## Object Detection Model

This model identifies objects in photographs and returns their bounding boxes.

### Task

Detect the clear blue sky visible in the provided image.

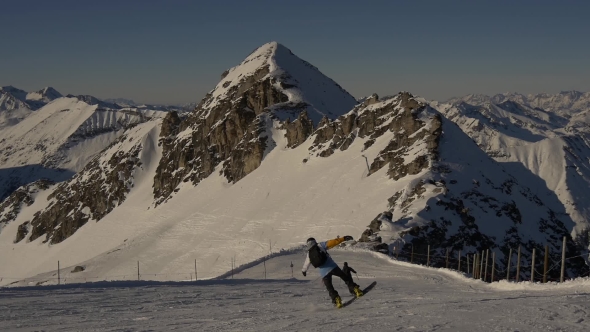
[1,0,588,104]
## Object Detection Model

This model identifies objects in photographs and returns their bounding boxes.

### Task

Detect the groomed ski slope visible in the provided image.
[2,250,590,331]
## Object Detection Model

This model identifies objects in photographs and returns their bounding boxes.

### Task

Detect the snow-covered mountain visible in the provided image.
[0,97,166,201]
[0,86,63,111]
[434,97,590,246]
[0,86,63,129]
[0,42,588,285]
[25,87,63,104]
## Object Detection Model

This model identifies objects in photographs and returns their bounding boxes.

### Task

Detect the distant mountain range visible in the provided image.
[446,91,590,118]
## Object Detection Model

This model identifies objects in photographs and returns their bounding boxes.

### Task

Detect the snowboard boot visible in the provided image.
[353,285,364,298]
[334,296,343,308]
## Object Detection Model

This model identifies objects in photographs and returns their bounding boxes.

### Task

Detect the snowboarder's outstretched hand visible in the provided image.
[343,235,354,241]
[302,271,306,277]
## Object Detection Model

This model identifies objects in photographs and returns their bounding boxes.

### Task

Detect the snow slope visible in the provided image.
[2,250,590,331]
[0,114,399,282]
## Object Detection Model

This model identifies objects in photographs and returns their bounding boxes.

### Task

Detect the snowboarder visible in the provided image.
[301,236,363,308]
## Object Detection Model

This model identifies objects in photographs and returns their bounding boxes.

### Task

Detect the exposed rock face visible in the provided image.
[22,120,160,244]
[0,179,54,228]
[153,73,278,203]
[310,92,441,180]
[282,112,314,148]
[71,266,85,273]
[363,93,379,106]
[153,42,356,203]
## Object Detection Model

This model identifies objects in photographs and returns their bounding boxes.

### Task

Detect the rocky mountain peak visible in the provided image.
[26,87,62,103]
[153,42,357,203]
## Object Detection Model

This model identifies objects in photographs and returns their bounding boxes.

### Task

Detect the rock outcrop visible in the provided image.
[0,179,54,227]
[310,92,442,181]
[19,119,161,244]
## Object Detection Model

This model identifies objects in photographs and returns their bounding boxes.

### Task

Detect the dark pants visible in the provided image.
[323,266,358,302]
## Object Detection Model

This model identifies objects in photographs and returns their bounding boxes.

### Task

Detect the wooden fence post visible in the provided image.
[530,248,536,283]
[491,251,495,282]
[516,246,521,282]
[560,236,566,282]
[427,245,430,267]
[473,252,479,279]
[479,251,484,280]
[446,248,449,269]
[543,245,549,283]
[484,249,489,282]
[506,248,512,281]
[458,250,461,272]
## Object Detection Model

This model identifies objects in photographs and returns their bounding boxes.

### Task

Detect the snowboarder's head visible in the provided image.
[306,237,317,250]
[344,262,348,267]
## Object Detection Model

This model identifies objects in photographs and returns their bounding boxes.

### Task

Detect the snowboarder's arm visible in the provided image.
[301,254,311,273]
[324,237,346,250]
[350,267,357,274]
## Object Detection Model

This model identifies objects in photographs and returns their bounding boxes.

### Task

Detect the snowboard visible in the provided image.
[342,281,377,308]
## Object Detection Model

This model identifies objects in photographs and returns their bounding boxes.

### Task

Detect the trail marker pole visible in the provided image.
[491,251,495,282]
[137,261,140,281]
[290,261,294,278]
[484,249,489,282]
[506,248,512,281]
[458,250,461,272]
[543,245,549,283]
[411,244,414,264]
[446,248,449,269]
[561,236,566,282]
[58,261,60,285]
[263,260,267,280]
[530,248,536,283]
[195,259,197,282]
[467,254,470,275]
[516,246,521,282]
[427,245,430,267]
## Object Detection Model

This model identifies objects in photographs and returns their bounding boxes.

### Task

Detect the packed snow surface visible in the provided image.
[2,251,590,331]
